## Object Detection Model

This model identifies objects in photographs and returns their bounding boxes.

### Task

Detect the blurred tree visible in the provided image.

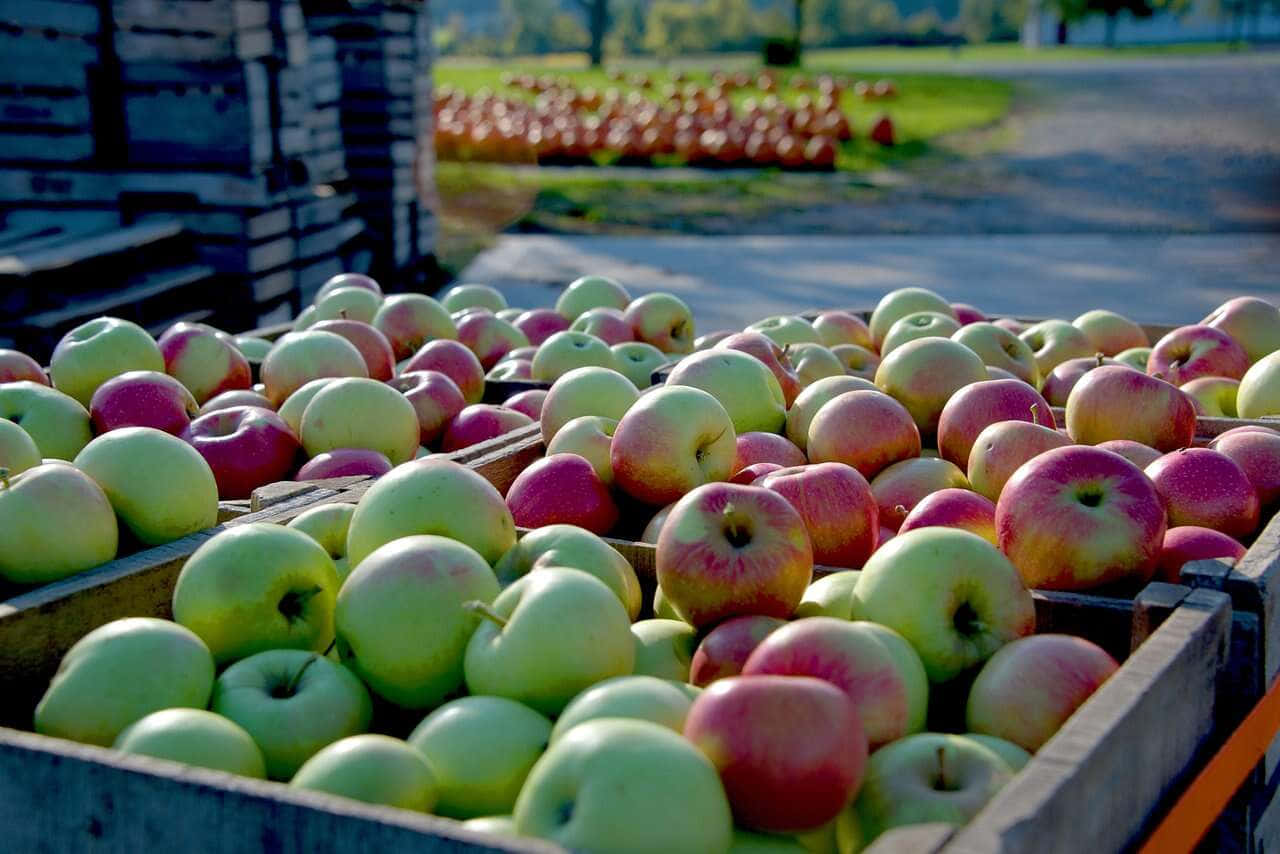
[501,0,590,54]
[605,0,647,54]
[573,0,611,65]
[958,0,1026,41]
[1047,0,1193,46]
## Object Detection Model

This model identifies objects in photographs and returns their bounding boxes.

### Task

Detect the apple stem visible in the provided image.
[1029,403,1040,423]
[1095,353,1105,367]
[894,504,907,516]
[0,467,9,490]
[937,745,948,790]
[722,502,743,541]
[283,654,320,698]
[464,600,508,629]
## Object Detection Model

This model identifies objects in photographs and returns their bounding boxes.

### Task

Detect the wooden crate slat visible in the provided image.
[0,220,182,277]
[17,263,216,329]
[112,0,270,35]
[114,28,275,64]
[0,91,92,129]
[0,0,100,35]
[0,129,94,163]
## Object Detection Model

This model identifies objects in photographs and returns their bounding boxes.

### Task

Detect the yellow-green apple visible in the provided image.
[552,675,692,743]
[386,371,466,446]
[611,385,736,506]
[442,283,507,313]
[346,458,515,566]
[462,816,517,836]
[292,305,317,330]
[611,341,667,388]
[233,335,271,364]
[504,388,547,421]
[182,406,299,499]
[785,377,880,452]
[813,311,873,349]
[486,359,531,381]
[875,337,988,438]
[492,523,641,618]
[288,503,355,581]
[625,292,696,354]
[952,303,986,325]
[881,311,962,357]
[1181,376,1240,417]
[695,330,735,351]
[952,323,1041,387]
[75,427,217,545]
[855,528,1035,682]
[993,317,1029,334]
[402,339,485,406]
[0,463,117,584]
[1065,365,1196,451]
[546,415,618,486]
[1158,525,1247,583]
[1237,351,1280,417]
[831,344,880,381]
[290,734,436,810]
[853,733,1013,843]
[667,349,786,434]
[441,404,534,452]
[735,432,806,471]
[690,616,786,687]
[0,417,40,474]
[316,272,382,303]
[746,315,822,347]
[200,388,273,414]
[966,633,1119,751]
[0,348,47,384]
[49,317,164,406]
[986,366,1022,382]
[631,618,698,680]
[531,330,617,381]
[1018,319,1095,377]
[296,448,393,480]
[373,294,458,361]
[514,718,733,853]
[114,708,265,777]
[314,286,381,324]
[1212,429,1280,510]
[1072,309,1149,356]
[299,377,419,465]
[34,617,213,746]
[1041,355,1118,406]
[513,308,571,346]
[717,332,802,406]
[963,734,1031,772]
[497,345,537,365]
[967,420,1071,502]
[277,377,336,435]
[211,649,372,780]
[794,571,861,619]
[789,343,845,388]
[656,482,812,627]
[936,379,1055,471]
[869,287,956,351]
[641,503,675,543]
[556,274,632,319]
[336,534,499,708]
[652,584,680,619]
[571,307,635,345]
[1114,346,1151,371]
[898,488,997,544]
[173,523,339,663]
[1145,447,1260,538]
[744,618,928,750]
[870,457,969,531]
[505,452,619,534]
[1149,324,1249,385]
[806,389,921,483]
[685,675,867,834]
[408,695,552,818]
[496,306,522,319]
[88,370,198,435]
[260,331,367,407]
[1203,296,1280,364]
[157,322,251,404]
[310,319,395,381]
[756,463,878,569]
[997,445,1167,590]
[464,568,635,714]
[1096,439,1162,469]
[457,312,529,370]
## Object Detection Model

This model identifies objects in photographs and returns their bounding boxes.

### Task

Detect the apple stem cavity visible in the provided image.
[0,467,9,490]
[936,745,949,791]
[464,600,508,629]
[278,586,322,623]
[277,654,320,699]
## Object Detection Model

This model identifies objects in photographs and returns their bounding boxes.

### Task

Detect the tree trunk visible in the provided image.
[794,0,805,62]
[1057,18,1068,43]
[587,0,607,66]
[1104,11,1117,47]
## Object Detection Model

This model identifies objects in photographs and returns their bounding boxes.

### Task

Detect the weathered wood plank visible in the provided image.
[1230,511,1280,782]
[865,823,956,854]
[249,475,370,512]
[1132,582,1193,650]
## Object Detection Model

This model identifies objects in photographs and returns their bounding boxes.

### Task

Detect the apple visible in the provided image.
[813,311,873,349]
[546,415,617,486]
[936,379,1055,472]
[898,488,997,544]
[743,618,928,750]
[531,330,617,381]
[1203,296,1280,364]
[457,312,529,370]
[505,453,619,535]
[1065,365,1196,452]
[855,528,1035,682]
[486,359,532,381]
[34,617,213,747]
[667,349,786,435]
[277,378,337,436]
[296,448,393,480]
[88,370,199,435]
[497,345,537,365]
[611,385,736,506]
[685,675,867,834]
[182,406,299,499]
[625,292,695,354]
[952,303,986,325]
[233,336,272,364]
[793,571,862,620]
[735,432,806,471]
[689,616,786,687]
[831,344,880,381]
[869,287,956,351]
[403,339,486,405]
[1096,439,1163,469]
[492,523,641,618]
[746,315,822,347]
[1072,309,1149,356]
[967,420,1072,502]
[875,337,988,439]
[997,445,1167,590]
[309,319,395,382]
[1181,376,1240,417]
[290,733,436,811]
[440,404,533,453]
[756,463,878,569]
[157,322,252,404]
[0,348,47,384]
[1212,429,1280,510]
[313,286,381,325]
[514,308,571,346]
[1237,351,1280,418]
[373,294,458,361]
[292,305,317,330]
[557,274,632,320]
[788,343,845,388]
[442,283,508,313]
[1041,355,1118,406]
[695,331,735,350]
[881,311,962,357]
[49,317,164,406]
[551,675,693,742]
[967,633,1119,751]
[287,503,356,581]
[870,457,969,531]
[571,307,635,345]
[0,463,118,584]
[385,371,465,447]
[260,331,368,407]
[952,323,1041,387]
[717,332,802,407]
[540,367,641,449]
[1148,324,1249,385]
[114,708,265,778]
[200,388,273,414]
[784,376,880,452]
[0,416,40,474]
[299,377,419,465]
[631,619,698,680]
[992,317,1028,335]
[805,390,921,482]
[1145,447,1260,539]
[316,272,382,303]
[513,718,733,853]
[732,462,783,484]
[211,648,372,780]
[1115,345,1152,371]
[656,482,812,628]
[1018,320,1095,377]
[504,389,547,421]
[611,341,667,388]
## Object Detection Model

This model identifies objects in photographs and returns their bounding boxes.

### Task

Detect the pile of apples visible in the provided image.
[434,68,900,170]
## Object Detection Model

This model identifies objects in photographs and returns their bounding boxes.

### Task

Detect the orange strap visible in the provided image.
[1139,673,1280,853]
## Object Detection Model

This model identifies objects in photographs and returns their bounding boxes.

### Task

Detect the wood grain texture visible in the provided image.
[864,823,956,854]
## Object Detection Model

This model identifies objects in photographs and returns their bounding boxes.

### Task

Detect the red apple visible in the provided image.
[951,303,986,325]
[756,463,878,569]
[504,389,548,421]
[624,292,695,355]
[373,293,456,361]
[936,379,1055,471]
[182,406,300,499]
[1211,429,1280,510]
[310,319,396,382]
[1202,296,1280,364]
[385,371,466,447]
[440,404,534,453]
[504,453,619,535]
[1144,448,1260,539]
[570,307,635,346]
[199,389,274,414]
[967,419,1073,503]
[295,448,393,480]
[1148,325,1249,385]
[488,359,533,381]
[806,390,921,480]
[89,371,199,436]
[898,488,997,544]
[403,340,486,405]
[731,462,783,484]
[157,322,252,405]
[689,616,787,687]
[1065,365,1196,452]
[734,432,806,471]
[0,349,48,385]
[456,312,530,370]
[1157,526,1248,583]
[1041,356,1119,407]
[870,457,969,531]
[695,331,735,351]
[1096,439,1163,470]
[513,308,572,346]
[716,332,802,407]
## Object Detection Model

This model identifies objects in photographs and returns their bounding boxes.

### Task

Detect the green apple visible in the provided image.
[540,366,639,443]
[0,417,40,474]
[515,718,733,853]
[74,427,218,546]
[546,416,618,488]
[952,323,1041,387]
[881,311,962,357]
[666,349,786,435]
[0,381,92,459]
[35,617,214,747]
[492,524,641,619]
[612,341,668,388]
[653,585,682,620]
[212,649,372,780]
[1019,319,1095,376]
[624,292,696,355]
[234,336,273,362]
[172,523,341,665]
[784,376,879,451]
[278,378,337,435]
[550,675,694,743]
[114,708,266,778]
[788,343,846,387]
[531,331,618,382]
[290,734,436,811]
[875,337,988,439]
[299,377,419,465]
[442,283,508,313]
[1072,309,1149,356]
[346,456,515,566]
[408,695,553,818]
[0,463,118,584]
[293,305,317,331]
[869,287,956,351]
[462,816,518,836]
[794,571,862,619]
[287,503,356,581]
[49,316,164,406]
[961,734,1031,772]
[260,331,368,407]
[557,275,631,320]
[1181,376,1240,417]
[1238,351,1280,418]
[1114,346,1152,371]
[313,286,382,324]
[464,569,635,715]
[746,316,822,347]
[631,619,697,681]
[336,535,499,708]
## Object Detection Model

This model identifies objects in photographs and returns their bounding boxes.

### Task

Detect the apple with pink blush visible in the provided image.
[734,432,805,471]
[992,317,1028,335]
[1065,365,1196,452]
[874,336,989,439]
[1202,296,1280,364]
[570,307,635,345]
[783,375,878,452]
[0,349,48,385]
[812,311,873,349]
[898,488,997,544]
[316,272,382,302]
[694,330,734,351]
[1041,356,1119,407]
[156,322,252,405]
[689,615,787,687]
[487,359,533,381]
[870,457,969,531]
[936,379,1055,471]
[310,319,396,381]
[1180,376,1240,417]
[504,389,548,421]
[951,303,986,325]
[715,332,802,407]
[1157,526,1247,583]
[831,344,880,381]
[756,463,879,570]
[1096,439,1163,470]
[1148,324,1250,386]
[402,339,486,404]
[805,390,921,480]
[259,331,367,407]
[456,312,530,370]
[385,371,466,447]
[730,462,783,484]
[182,406,300,499]
[545,415,616,485]
[372,293,456,361]
[295,448,392,480]
[513,308,571,346]
[89,371,199,435]
[440,404,534,453]
[504,452,619,535]
[1145,448,1260,539]
[200,389,274,414]
[1211,428,1280,510]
